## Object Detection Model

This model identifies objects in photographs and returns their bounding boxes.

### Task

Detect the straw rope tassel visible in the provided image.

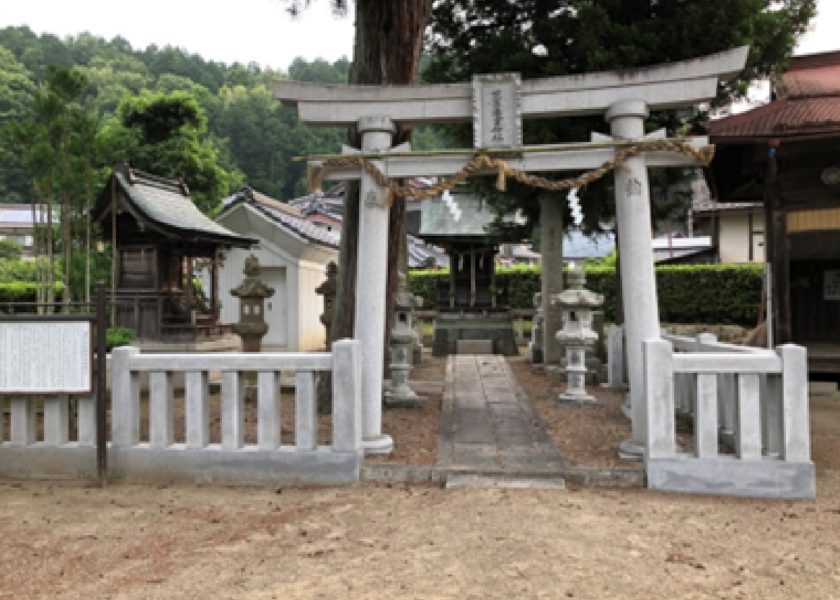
[496,162,507,192]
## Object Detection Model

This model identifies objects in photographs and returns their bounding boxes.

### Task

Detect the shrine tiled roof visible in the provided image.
[222,187,339,248]
[94,166,255,247]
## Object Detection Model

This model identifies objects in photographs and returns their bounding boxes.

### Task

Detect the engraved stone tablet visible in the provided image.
[472,73,522,149]
[0,321,92,394]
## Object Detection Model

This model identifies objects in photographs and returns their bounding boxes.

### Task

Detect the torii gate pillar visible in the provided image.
[355,115,395,454]
[607,100,660,459]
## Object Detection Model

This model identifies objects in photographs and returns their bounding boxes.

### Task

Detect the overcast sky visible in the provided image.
[0,0,837,72]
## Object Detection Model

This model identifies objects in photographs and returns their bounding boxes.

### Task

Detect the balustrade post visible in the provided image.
[332,339,363,453]
[77,392,96,446]
[736,374,762,459]
[221,371,245,450]
[112,346,140,447]
[44,395,70,445]
[10,397,36,446]
[257,371,280,449]
[149,371,174,447]
[185,371,209,448]
[643,339,675,459]
[778,344,810,462]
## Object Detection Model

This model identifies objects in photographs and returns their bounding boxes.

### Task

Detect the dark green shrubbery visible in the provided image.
[409,263,763,326]
[0,281,65,304]
[106,327,136,350]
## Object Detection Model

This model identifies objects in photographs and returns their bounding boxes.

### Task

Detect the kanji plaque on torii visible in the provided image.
[274,47,748,457]
[472,73,522,149]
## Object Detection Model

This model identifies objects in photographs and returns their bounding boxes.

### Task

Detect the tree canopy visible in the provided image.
[0,25,352,207]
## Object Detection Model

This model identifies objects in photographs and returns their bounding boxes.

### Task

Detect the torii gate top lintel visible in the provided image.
[273,46,748,128]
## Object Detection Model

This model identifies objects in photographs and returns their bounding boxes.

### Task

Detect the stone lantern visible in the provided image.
[315,261,338,344]
[551,267,604,405]
[384,271,422,407]
[231,255,275,352]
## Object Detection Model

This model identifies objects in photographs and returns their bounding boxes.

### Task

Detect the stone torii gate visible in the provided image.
[274,47,748,456]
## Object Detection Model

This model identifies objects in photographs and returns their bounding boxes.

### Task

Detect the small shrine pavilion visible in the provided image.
[93,165,255,344]
[415,190,518,356]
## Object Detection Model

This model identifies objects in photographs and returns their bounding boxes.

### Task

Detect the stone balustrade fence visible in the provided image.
[0,339,363,485]
[645,333,814,499]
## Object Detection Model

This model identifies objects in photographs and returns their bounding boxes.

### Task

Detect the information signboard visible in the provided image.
[0,321,92,394]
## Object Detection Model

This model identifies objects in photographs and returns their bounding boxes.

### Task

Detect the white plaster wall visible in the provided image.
[297,260,328,351]
[212,203,337,352]
[719,210,764,263]
[260,265,289,349]
[217,244,293,350]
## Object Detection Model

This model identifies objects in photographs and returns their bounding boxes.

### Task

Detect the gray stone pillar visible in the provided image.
[354,116,395,455]
[606,100,661,460]
[539,193,564,364]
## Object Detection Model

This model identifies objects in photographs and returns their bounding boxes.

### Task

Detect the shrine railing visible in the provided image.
[109,340,362,484]
[0,340,363,485]
[643,334,815,499]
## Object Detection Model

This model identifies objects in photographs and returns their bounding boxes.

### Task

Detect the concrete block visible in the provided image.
[647,456,816,499]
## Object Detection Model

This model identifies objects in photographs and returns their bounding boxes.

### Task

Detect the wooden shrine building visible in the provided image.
[93,165,255,344]
[706,51,840,372]
[415,191,518,356]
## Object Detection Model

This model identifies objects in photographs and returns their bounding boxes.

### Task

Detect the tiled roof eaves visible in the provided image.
[708,96,840,139]
[242,200,339,249]
[116,173,255,247]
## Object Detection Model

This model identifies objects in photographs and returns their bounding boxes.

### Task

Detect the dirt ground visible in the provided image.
[2,355,840,598]
[2,468,839,599]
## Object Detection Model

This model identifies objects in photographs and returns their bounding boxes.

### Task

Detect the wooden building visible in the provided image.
[93,165,255,343]
[416,191,518,356]
[706,51,840,372]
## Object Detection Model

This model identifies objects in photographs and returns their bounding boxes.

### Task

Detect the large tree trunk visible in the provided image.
[330,0,433,344]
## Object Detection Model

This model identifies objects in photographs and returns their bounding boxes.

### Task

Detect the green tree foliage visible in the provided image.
[100,90,242,214]
[0,47,36,203]
[424,0,816,238]
[8,66,101,305]
[0,26,364,207]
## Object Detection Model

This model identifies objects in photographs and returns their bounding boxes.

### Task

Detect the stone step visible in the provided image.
[444,472,566,490]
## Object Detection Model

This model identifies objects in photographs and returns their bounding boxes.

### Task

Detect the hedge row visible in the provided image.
[409,264,763,326]
[0,281,65,304]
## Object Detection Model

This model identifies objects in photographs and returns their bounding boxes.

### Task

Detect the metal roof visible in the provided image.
[708,50,840,140]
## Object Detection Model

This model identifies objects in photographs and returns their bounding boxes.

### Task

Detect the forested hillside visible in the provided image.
[0,25,350,206]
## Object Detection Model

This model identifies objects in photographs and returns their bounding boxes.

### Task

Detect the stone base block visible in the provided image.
[557,392,599,407]
[456,339,493,354]
[619,439,644,461]
[646,456,816,499]
[362,434,394,456]
[432,315,518,356]
[0,443,362,485]
[384,390,424,408]
[529,343,543,364]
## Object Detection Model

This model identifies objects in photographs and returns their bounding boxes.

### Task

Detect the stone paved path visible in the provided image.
[436,355,566,480]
